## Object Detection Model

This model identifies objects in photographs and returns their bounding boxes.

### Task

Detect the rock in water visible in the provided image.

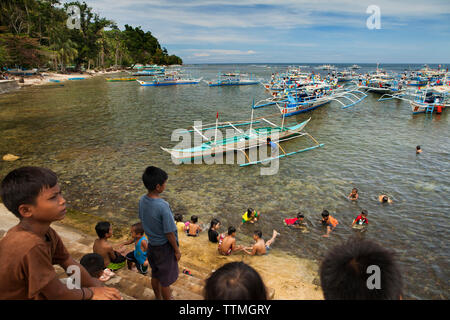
[2,154,20,161]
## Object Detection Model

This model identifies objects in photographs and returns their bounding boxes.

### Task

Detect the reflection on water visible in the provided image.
[0,64,449,299]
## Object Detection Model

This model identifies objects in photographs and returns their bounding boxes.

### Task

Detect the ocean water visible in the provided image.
[0,63,448,299]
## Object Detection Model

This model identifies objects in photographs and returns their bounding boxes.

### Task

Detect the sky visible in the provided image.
[81,0,450,64]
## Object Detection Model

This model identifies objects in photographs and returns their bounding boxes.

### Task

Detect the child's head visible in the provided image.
[228,226,236,236]
[142,166,168,192]
[352,188,358,194]
[416,145,421,150]
[210,218,220,230]
[0,166,65,221]
[174,213,183,223]
[247,208,255,217]
[190,215,198,223]
[95,221,112,239]
[131,222,144,238]
[321,210,330,220]
[361,209,368,217]
[297,212,304,220]
[253,230,262,240]
[320,237,403,299]
[204,262,267,300]
[382,195,388,203]
[80,253,105,279]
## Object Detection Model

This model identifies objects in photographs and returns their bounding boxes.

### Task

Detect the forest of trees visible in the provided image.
[0,0,183,71]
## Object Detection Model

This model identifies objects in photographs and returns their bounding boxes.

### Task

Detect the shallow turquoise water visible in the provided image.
[0,64,449,299]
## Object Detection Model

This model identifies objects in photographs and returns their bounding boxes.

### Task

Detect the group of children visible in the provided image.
[0,164,398,300]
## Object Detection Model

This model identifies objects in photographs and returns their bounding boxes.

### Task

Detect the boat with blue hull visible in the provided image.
[207,72,260,86]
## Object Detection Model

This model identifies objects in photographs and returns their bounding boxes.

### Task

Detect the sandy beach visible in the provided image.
[3,70,124,89]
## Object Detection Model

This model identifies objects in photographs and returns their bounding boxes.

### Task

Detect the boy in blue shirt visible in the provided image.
[139,166,180,300]
[121,222,149,274]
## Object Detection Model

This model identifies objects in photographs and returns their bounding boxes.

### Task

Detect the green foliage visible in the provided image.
[0,0,182,70]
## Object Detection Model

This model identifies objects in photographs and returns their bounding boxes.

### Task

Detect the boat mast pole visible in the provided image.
[249,99,255,136]
[214,112,219,144]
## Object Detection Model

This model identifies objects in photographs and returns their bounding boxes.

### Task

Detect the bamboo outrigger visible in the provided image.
[161,105,324,166]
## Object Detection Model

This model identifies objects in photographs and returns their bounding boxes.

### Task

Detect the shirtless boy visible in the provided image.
[93,221,126,271]
[218,226,243,256]
[243,230,280,256]
[185,215,202,237]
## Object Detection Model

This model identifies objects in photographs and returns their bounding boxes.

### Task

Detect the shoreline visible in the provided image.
[0,203,323,300]
[1,69,125,92]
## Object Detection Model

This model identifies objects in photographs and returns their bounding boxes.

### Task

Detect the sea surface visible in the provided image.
[0,63,449,299]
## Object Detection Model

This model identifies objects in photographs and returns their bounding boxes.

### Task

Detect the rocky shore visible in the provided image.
[0,203,323,300]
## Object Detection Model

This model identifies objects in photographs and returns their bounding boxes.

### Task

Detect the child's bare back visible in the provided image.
[93,238,114,267]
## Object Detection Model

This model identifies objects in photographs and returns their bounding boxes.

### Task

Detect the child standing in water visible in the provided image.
[348,188,359,201]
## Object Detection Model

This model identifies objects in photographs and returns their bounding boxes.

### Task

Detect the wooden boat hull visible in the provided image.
[282,100,331,117]
[208,80,259,86]
[411,101,448,114]
[137,79,201,86]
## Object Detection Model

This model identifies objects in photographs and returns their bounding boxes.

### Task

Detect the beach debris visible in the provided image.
[2,154,20,161]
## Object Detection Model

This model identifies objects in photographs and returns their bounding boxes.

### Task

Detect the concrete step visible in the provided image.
[176,273,205,296]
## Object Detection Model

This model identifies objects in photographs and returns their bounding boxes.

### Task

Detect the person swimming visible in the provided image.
[242,208,259,224]
[416,146,422,154]
[284,212,306,229]
[379,195,393,204]
[348,188,359,201]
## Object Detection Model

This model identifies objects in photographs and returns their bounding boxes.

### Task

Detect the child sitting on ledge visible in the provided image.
[93,221,126,272]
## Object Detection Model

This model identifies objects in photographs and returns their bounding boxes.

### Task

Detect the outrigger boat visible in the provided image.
[206,72,259,86]
[161,109,324,166]
[136,74,202,86]
[378,85,450,114]
[256,83,368,116]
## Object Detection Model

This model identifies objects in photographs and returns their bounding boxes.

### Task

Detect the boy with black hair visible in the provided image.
[218,226,243,256]
[204,262,267,300]
[80,253,106,279]
[174,213,185,233]
[241,208,259,224]
[93,221,126,272]
[321,210,339,237]
[379,194,393,204]
[185,215,202,237]
[121,222,149,274]
[320,237,403,299]
[284,212,306,229]
[243,229,280,256]
[352,209,369,227]
[139,166,180,300]
[0,166,121,300]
